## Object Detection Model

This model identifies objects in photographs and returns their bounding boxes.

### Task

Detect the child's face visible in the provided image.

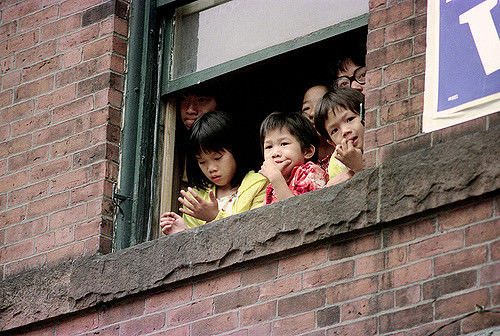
[263,127,314,180]
[302,85,328,123]
[179,93,217,130]
[324,107,365,149]
[195,149,237,188]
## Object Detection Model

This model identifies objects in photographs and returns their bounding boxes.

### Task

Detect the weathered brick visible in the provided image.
[30,157,72,182]
[379,303,433,333]
[423,270,477,300]
[4,253,46,278]
[303,261,354,289]
[480,262,500,285]
[55,312,98,336]
[278,289,325,317]
[395,284,420,307]
[433,116,487,146]
[0,205,26,229]
[192,272,240,299]
[341,298,371,321]
[330,234,381,260]
[0,134,32,159]
[0,30,38,58]
[279,247,328,275]
[439,201,493,231]
[0,100,34,125]
[22,56,61,82]
[11,112,52,138]
[259,274,302,301]
[8,181,50,206]
[14,75,54,102]
[404,319,461,336]
[37,84,77,111]
[465,219,499,246]
[272,312,315,336]
[364,124,394,149]
[492,240,500,261]
[73,144,107,168]
[0,21,17,43]
[27,191,70,219]
[435,289,489,320]
[18,5,59,33]
[63,48,83,68]
[408,231,463,261]
[356,246,406,275]
[395,116,420,141]
[2,69,21,88]
[462,310,500,334]
[240,301,277,326]
[0,238,34,263]
[40,14,82,41]
[58,25,100,52]
[369,0,414,29]
[414,33,426,55]
[167,298,213,326]
[77,72,112,97]
[50,166,93,193]
[82,1,115,27]
[60,0,102,17]
[383,55,425,85]
[326,317,378,336]
[54,225,75,245]
[0,170,29,194]
[317,306,340,328]
[83,36,113,61]
[98,298,145,327]
[214,286,260,314]
[52,131,93,159]
[241,262,277,286]
[366,39,413,69]
[120,313,165,336]
[379,132,431,163]
[191,311,238,336]
[3,0,42,21]
[35,232,55,253]
[385,15,426,44]
[326,276,378,304]
[16,40,57,68]
[434,246,488,275]
[56,60,99,88]
[380,260,432,290]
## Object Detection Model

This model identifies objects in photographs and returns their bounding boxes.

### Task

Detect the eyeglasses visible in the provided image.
[334,66,366,89]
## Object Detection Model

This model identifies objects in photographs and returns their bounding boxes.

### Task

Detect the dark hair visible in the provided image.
[314,88,365,140]
[186,111,251,190]
[259,111,319,163]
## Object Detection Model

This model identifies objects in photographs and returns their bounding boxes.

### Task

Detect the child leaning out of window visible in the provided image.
[314,88,365,187]
[259,111,328,205]
[160,111,269,235]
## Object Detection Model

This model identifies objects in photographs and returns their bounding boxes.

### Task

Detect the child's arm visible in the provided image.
[259,159,295,201]
[160,211,189,235]
[326,169,355,187]
[179,187,219,222]
[334,139,363,173]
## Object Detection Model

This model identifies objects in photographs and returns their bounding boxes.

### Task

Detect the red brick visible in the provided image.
[192,272,240,299]
[326,317,378,336]
[434,246,488,275]
[395,116,420,141]
[83,36,113,60]
[369,0,414,29]
[380,303,433,333]
[4,253,46,277]
[191,311,238,336]
[278,289,325,317]
[81,325,119,336]
[16,40,57,68]
[0,22,17,43]
[356,246,406,275]
[330,234,381,260]
[240,301,277,326]
[3,0,42,21]
[99,298,145,327]
[465,219,499,246]
[37,84,77,110]
[395,284,420,307]
[303,261,354,289]
[167,298,213,326]
[414,33,426,55]
[383,55,425,85]
[2,69,19,88]
[0,135,32,159]
[120,313,165,336]
[76,218,108,240]
[47,241,85,263]
[214,286,260,314]
[272,312,315,336]
[326,276,378,304]
[55,312,98,336]
[0,30,38,58]
[364,124,394,149]
[404,319,461,336]
[382,94,423,125]
[22,56,61,82]
[480,262,500,285]
[30,157,72,182]
[8,181,50,206]
[60,0,102,16]
[423,270,477,300]
[366,27,385,52]
[462,310,500,334]
[35,232,55,253]
[64,48,83,68]
[73,144,107,167]
[279,247,328,275]
[410,74,425,95]
[380,260,432,290]
[15,75,54,102]
[0,100,35,125]
[385,15,426,44]
[241,261,277,286]
[52,131,93,159]
[54,225,75,245]
[366,39,413,69]
[341,298,372,321]
[438,200,494,230]
[50,166,93,193]
[433,115,487,146]
[492,240,500,261]
[0,170,29,194]
[0,239,34,263]
[59,25,100,52]
[11,112,52,138]
[435,289,489,320]
[18,5,59,33]
[408,231,463,261]
[27,191,70,219]
[33,121,75,147]
[70,180,108,205]
[40,14,82,41]
[384,220,436,248]
[0,205,26,229]
[366,69,382,92]
[55,59,99,88]
[259,274,302,301]
[379,133,431,164]
[368,291,394,314]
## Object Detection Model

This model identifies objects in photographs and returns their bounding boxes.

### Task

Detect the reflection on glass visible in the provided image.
[172,0,368,79]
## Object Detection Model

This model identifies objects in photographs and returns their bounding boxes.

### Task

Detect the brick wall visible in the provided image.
[0,0,128,278]
[363,0,498,168]
[12,196,499,336]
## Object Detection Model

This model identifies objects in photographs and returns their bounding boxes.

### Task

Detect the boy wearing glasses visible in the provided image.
[333,56,366,94]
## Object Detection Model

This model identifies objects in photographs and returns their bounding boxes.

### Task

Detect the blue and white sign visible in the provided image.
[423,0,500,132]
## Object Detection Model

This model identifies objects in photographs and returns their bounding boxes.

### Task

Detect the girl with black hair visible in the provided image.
[160,111,269,234]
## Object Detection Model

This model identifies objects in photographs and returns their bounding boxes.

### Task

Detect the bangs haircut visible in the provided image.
[186,111,252,190]
[260,111,319,163]
[314,88,364,139]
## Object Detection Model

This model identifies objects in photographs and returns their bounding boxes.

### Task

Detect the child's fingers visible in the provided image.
[178,197,197,212]
[180,191,199,207]
[188,187,205,203]
[208,190,217,203]
[179,207,195,217]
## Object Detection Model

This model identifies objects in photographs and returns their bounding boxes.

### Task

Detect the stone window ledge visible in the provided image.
[1,125,499,332]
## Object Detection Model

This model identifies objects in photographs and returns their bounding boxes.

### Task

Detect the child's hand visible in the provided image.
[160,211,188,235]
[259,158,286,183]
[179,187,219,222]
[334,139,363,173]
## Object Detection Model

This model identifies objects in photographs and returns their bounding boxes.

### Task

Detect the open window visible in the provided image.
[115,0,369,249]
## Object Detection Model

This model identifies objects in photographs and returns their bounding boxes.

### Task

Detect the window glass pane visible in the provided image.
[172,0,368,79]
